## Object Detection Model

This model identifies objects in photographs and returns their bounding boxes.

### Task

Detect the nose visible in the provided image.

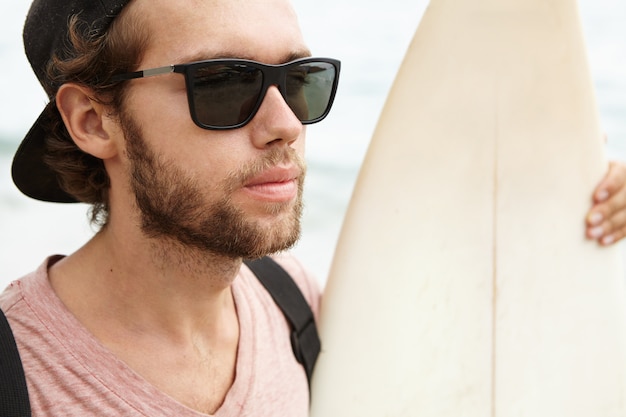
[248,85,304,148]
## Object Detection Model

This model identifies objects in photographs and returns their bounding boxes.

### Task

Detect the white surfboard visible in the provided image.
[310,1,626,416]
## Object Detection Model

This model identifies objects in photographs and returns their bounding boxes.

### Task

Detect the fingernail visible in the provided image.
[597,190,609,201]
[602,235,615,245]
[589,212,603,225]
[589,226,604,238]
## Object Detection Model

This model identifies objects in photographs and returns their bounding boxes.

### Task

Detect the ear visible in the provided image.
[56,83,120,160]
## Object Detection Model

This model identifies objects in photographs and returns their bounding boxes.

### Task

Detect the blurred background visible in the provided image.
[1,0,625,288]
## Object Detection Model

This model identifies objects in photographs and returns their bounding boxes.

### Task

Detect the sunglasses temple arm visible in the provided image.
[111,65,176,82]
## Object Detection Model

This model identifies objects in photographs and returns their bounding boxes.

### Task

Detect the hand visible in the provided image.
[586,160,626,245]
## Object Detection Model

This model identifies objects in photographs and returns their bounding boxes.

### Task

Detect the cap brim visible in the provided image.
[11,106,79,203]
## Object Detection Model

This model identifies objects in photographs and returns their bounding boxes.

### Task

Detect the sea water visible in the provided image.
[0,0,624,288]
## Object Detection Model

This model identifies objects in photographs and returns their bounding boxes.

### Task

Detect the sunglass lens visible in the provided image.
[189,64,263,127]
[285,62,337,123]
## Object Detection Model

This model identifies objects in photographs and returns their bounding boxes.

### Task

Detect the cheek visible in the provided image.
[129,80,192,137]
[168,135,249,195]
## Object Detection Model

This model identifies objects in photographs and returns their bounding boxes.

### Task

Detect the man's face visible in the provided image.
[115,0,310,258]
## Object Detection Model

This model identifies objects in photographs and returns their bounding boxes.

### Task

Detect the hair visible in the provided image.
[43,8,149,226]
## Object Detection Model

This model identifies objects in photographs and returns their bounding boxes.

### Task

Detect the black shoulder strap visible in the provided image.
[0,308,32,417]
[244,257,321,386]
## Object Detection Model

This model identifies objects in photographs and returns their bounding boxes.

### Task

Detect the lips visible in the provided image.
[243,165,301,202]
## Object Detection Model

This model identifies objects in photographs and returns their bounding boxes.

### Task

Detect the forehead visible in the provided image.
[127,0,308,65]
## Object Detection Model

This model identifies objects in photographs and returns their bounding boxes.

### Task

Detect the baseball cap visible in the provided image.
[11,0,132,203]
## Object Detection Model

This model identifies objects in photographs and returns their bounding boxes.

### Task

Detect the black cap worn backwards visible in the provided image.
[12,0,132,203]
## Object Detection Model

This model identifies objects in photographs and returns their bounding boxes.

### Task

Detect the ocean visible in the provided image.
[1,0,625,289]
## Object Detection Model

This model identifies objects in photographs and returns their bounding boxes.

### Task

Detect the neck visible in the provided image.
[48,222,241,340]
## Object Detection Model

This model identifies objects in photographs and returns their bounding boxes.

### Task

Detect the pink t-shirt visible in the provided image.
[0,253,321,416]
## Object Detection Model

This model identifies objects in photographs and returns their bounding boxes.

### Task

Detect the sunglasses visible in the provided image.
[111,57,341,130]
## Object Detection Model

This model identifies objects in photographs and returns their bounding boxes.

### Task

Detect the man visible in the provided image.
[1,0,625,416]
[2,0,338,415]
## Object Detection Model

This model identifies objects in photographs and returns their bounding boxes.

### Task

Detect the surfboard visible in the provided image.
[310,1,626,416]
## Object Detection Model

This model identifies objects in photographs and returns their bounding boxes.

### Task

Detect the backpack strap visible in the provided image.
[244,257,321,386]
[0,308,32,417]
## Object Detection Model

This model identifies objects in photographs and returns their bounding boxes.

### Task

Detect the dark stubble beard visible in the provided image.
[121,113,305,260]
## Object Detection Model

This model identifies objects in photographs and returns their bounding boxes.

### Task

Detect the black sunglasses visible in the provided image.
[111,57,341,130]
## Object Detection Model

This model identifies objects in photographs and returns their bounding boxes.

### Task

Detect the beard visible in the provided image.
[121,114,305,260]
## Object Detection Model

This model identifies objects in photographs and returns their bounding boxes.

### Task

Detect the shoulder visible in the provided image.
[0,256,66,331]
[0,257,54,314]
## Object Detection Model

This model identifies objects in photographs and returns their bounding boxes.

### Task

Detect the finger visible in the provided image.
[600,227,626,246]
[587,165,626,228]
[587,189,626,229]
[587,207,626,244]
[605,182,626,220]
[586,210,604,228]
[593,161,626,203]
